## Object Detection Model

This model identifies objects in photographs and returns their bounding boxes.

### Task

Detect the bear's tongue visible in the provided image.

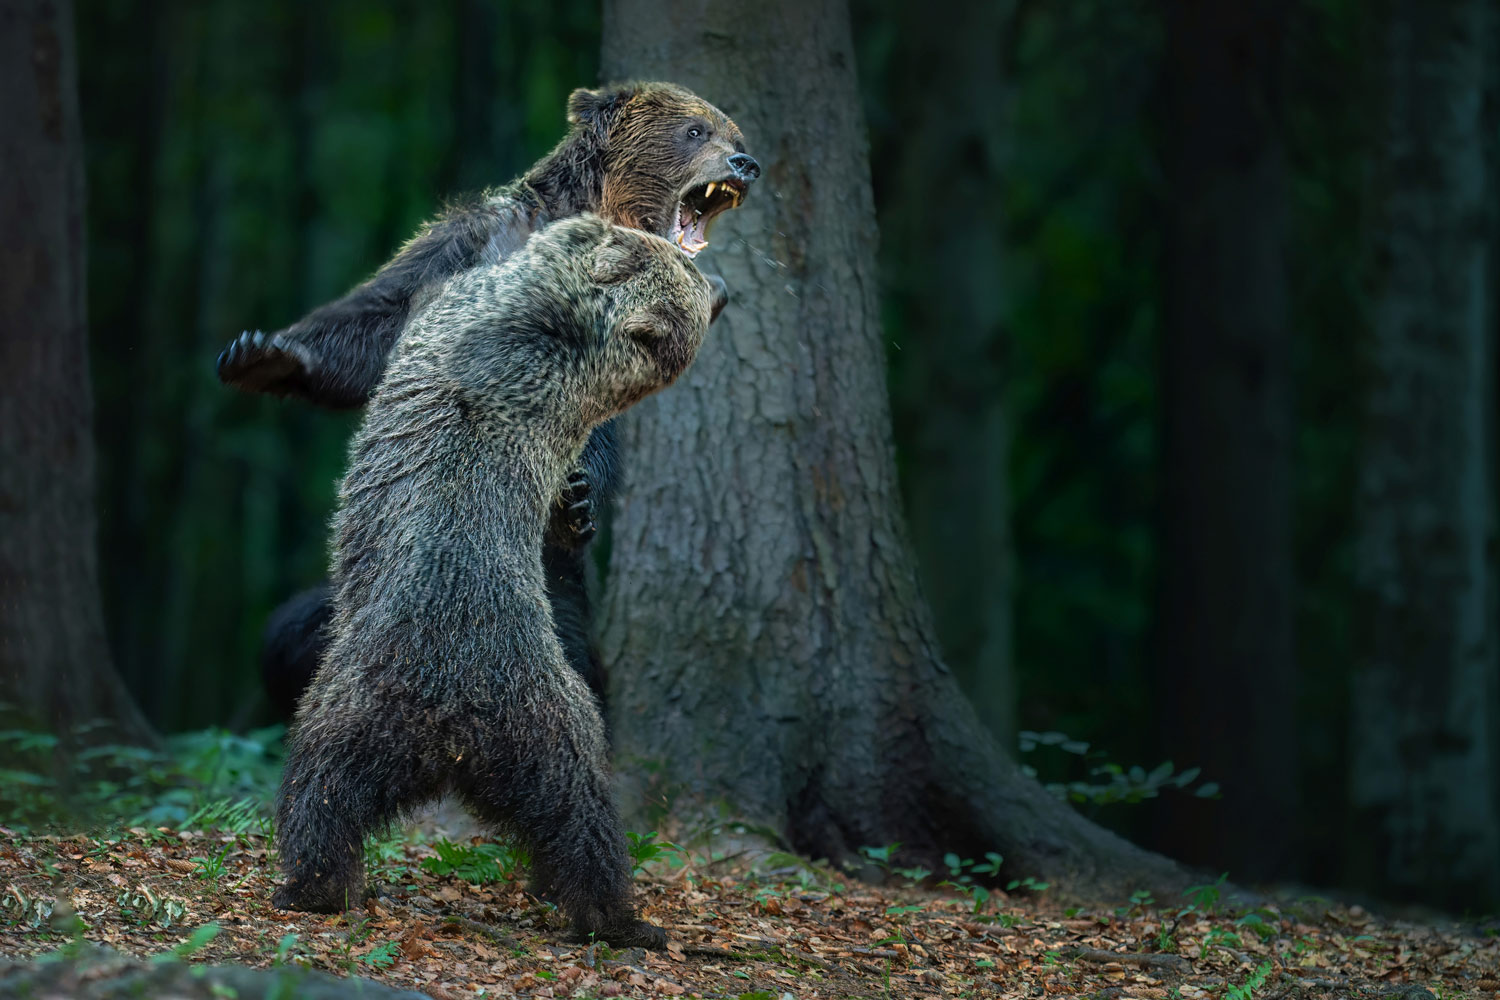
[671,202,709,258]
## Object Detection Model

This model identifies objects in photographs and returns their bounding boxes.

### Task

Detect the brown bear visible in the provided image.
[273,215,722,949]
[216,82,757,717]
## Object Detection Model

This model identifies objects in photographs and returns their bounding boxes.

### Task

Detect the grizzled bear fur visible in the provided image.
[220,81,758,716]
[272,215,723,949]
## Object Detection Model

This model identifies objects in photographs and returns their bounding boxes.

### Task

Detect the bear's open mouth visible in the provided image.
[669,177,746,258]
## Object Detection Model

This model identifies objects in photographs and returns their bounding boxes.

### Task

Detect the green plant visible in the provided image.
[272,933,309,968]
[357,941,393,971]
[1017,730,1220,806]
[182,798,270,838]
[420,838,526,884]
[626,831,686,874]
[1184,873,1228,913]
[0,711,285,833]
[936,851,1004,913]
[151,923,221,964]
[366,831,422,886]
[1224,959,1272,999]
[1200,926,1242,959]
[115,886,188,928]
[189,843,234,882]
[1235,910,1278,941]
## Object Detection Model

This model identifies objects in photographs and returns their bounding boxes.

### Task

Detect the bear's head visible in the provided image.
[577,221,719,417]
[568,82,759,260]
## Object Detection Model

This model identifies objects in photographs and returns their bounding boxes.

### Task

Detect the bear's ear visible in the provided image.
[618,312,662,341]
[567,84,638,137]
[590,231,647,285]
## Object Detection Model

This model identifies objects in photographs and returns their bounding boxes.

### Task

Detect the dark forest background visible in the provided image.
[65,0,1497,912]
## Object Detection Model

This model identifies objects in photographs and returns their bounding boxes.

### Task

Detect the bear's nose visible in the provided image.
[728,153,761,182]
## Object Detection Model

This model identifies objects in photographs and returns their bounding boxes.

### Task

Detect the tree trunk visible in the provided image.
[1154,0,1297,881]
[0,0,155,747]
[598,0,1186,900]
[1349,0,1500,910]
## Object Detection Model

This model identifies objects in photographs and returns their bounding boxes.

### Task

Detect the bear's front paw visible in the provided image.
[216,330,317,395]
[555,468,597,545]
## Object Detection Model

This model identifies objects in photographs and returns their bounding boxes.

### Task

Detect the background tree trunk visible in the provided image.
[599,0,1186,899]
[1348,0,1500,910]
[864,0,1015,745]
[0,0,155,747]
[1154,0,1297,881]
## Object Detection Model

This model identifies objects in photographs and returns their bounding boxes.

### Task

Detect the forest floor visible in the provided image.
[2,825,1498,999]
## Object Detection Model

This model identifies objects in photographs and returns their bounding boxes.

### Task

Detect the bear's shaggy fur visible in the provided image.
[272,215,722,948]
[222,81,757,716]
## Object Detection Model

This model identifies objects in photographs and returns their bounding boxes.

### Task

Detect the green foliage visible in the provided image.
[937,852,1005,914]
[1183,873,1228,914]
[1235,910,1280,942]
[362,940,399,970]
[183,798,270,837]
[0,715,282,833]
[152,923,222,964]
[856,843,933,884]
[1224,960,1273,999]
[189,843,234,883]
[79,0,604,736]
[271,933,309,968]
[115,886,189,928]
[1018,730,1219,806]
[1005,876,1051,894]
[420,839,527,885]
[34,908,90,962]
[365,830,423,886]
[626,831,686,875]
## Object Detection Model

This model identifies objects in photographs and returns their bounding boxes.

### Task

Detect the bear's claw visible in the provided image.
[558,469,597,544]
[216,329,316,395]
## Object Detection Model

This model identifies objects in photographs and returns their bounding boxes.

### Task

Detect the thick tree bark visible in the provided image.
[1349,0,1500,910]
[1154,0,1297,881]
[0,0,155,748]
[599,0,1186,899]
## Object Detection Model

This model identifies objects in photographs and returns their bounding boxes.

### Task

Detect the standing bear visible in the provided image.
[274,214,724,948]
[217,81,758,716]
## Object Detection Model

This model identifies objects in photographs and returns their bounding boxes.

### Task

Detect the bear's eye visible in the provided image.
[688,127,702,139]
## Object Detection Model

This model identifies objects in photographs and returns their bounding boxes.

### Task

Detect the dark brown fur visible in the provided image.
[272,215,721,948]
[223,82,756,717]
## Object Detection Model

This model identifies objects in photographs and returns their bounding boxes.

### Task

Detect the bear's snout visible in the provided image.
[728,153,761,183]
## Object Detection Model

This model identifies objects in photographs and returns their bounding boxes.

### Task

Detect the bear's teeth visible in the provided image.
[706,182,719,199]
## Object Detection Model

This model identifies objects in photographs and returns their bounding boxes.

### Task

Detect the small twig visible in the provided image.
[849,947,901,959]
[678,943,740,958]
[718,932,831,967]
[1063,946,1192,973]
[782,948,833,969]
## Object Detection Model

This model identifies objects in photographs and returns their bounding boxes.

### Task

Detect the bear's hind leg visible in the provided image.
[273,716,437,913]
[458,708,665,949]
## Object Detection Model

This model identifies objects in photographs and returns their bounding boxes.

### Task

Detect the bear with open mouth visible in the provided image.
[216,82,758,721]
